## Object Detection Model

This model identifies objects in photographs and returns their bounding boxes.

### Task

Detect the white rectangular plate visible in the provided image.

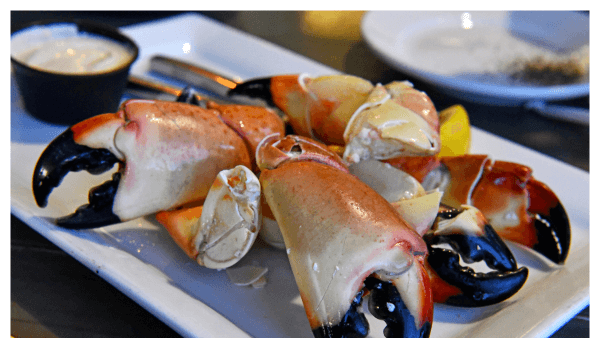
[11,13,589,338]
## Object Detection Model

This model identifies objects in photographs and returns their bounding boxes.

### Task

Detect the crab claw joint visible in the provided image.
[196,165,261,269]
[349,159,442,237]
[157,165,261,270]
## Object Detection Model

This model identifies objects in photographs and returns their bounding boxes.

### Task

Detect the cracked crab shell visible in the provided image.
[342,84,441,163]
[271,74,375,143]
[259,160,428,330]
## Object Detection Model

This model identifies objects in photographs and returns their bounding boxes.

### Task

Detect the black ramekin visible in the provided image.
[11,19,139,125]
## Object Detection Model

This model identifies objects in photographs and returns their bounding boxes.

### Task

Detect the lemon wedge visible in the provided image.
[438,105,471,157]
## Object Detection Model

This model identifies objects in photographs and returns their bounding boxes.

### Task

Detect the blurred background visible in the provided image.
[11,11,589,338]
[11,11,589,170]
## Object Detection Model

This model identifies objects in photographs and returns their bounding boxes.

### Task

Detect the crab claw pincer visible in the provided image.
[425,205,528,307]
[257,135,433,338]
[385,155,571,265]
[32,99,284,228]
[350,160,528,307]
[229,74,441,164]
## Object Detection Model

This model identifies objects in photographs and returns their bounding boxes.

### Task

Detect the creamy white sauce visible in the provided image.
[12,25,134,75]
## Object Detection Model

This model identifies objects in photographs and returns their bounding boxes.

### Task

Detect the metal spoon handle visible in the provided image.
[126,75,231,105]
[148,55,274,107]
[128,75,182,97]
[150,55,239,97]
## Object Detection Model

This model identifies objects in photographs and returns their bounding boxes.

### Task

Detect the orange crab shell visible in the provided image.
[387,154,561,253]
[206,101,285,169]
[270,74,375,145]
[156,205,204,259]
[259,157,429,330]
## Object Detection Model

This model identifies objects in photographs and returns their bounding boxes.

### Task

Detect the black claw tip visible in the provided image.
[33,129,119,208]
[532,202,571,265]
[56,204,122,229]
[312,290,369,338]
[425,224,519,272]
[427,248,528,307]
[227,77,276,108]
[55,172,122,229]
[365,277,431,338]
[176,87,204,107]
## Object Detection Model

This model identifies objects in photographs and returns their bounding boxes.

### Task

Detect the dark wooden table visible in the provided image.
[11,11,589,338]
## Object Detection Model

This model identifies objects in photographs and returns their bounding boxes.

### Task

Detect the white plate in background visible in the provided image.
[11,13,589,338]
[361,11,589,106]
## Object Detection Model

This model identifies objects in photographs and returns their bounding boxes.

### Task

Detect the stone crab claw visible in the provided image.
[350,160,528,307]
[257,135,433,338]
[32,97,285,228]
[228,74,441,163]
[385,155,571,265]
